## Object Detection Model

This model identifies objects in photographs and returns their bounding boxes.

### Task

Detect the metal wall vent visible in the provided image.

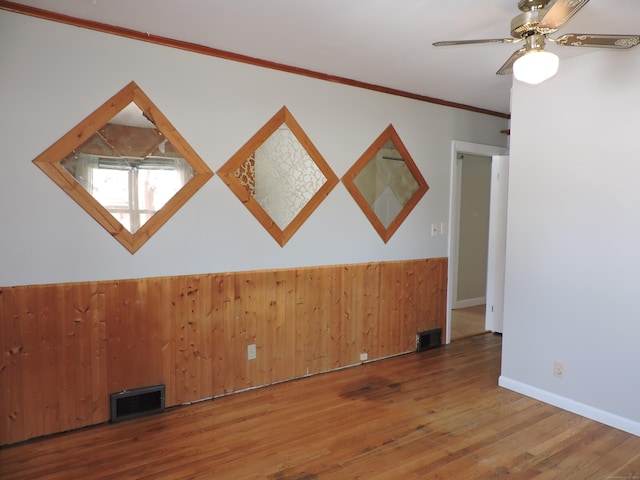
[416,328,442,352]
[110,384,165,423]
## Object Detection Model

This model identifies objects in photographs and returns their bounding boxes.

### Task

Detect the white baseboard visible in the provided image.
[453,296,485,309]
[498,376,640,437]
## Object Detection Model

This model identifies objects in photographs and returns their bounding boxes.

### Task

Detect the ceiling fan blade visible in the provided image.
[496,48,527,76]
[539,0,590,30]
[555,34,640,49]
[433,38,519,47]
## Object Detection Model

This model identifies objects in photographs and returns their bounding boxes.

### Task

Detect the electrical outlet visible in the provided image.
[440,221,447,235]
[431,223,438,236]
[247,344,257,360]
[360,352,368,362]
[553,360,564,378]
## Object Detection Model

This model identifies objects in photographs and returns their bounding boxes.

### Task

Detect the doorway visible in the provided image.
[451,304,487,340]
[446,142,508,343]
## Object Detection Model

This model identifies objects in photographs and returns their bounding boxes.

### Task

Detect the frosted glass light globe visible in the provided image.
[513,50,559,85]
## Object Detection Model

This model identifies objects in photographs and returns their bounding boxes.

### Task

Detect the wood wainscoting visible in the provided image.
[0,258,447,446]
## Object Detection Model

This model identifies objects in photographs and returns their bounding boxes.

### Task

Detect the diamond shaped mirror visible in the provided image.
[217,107,338,246]
[33,82,213,253]
[342,125,429,243]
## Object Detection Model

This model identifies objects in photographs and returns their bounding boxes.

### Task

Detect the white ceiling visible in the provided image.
[5,0,640,115]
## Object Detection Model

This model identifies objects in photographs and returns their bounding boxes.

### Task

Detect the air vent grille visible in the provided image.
[416,328,442,352]
[110,384,165,423]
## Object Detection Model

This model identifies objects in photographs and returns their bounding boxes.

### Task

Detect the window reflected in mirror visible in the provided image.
[33,82,213,253]
[218,107,338,246]
[342,125,428,243]
[60,103,195,234]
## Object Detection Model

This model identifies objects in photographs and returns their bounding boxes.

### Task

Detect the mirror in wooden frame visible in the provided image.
[33,81,213,253]
[342,125,428,243]
[217,107,338,246]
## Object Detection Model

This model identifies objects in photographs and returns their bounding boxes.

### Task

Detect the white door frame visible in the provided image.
[485,155,509,334]
[446,141,508,344]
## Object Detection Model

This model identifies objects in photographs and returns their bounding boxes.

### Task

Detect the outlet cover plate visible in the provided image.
[248,344,257,360]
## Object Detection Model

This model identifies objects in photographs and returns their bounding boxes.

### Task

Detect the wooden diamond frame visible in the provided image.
[32,81,213,253]
[217,106,338,247]
[342,125,429,243]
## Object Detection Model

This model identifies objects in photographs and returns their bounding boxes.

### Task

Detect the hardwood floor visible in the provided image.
[2,334,639,479]
[451,304,489,340]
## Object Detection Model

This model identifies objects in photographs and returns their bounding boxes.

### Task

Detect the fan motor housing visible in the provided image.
[511,9,552,38]
[518,0,551,11]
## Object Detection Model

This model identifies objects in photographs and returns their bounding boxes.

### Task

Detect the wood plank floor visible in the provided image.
[451,304,489,340]
[2,333,639,479]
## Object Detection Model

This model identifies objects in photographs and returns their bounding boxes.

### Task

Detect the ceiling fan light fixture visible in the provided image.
[513,49,559,84]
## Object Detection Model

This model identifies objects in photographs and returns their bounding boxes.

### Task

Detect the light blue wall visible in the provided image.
[501,50,640,435]
[0,10,507,286]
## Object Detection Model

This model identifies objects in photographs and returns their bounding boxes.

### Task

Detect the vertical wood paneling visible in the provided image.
[19,286,44,440]
[327,266,342,371]
[135,278,166,392]
[104,281,126,394]
[39,285,61,437]
[1,287,25,445]
[305,267,324,375]
[378,262,403,358]
[294,268,313,377]
[198,275,213,398]
[244,275,258,389]
[413,259,430,333]
[132,279,152,389]
[154,276,176,406]
[72,282,94,429]
[0,288,7,444]
[0,258,447,445]
[275,269,296,381]
[341,263,381,364]
[319,266,338,373]
[416,258,448,334]
[437,259,448,333]
[361,263,380,360]
[90,282,108,424]
[57,284,76,433]
[184,276,203,401]
[258,270,276,386]
[340,265,359,366]
[232,275,247,391]
[401,262,418,352]
[172,276,187,403]
[173,275,203,403]
[211,273,235,396]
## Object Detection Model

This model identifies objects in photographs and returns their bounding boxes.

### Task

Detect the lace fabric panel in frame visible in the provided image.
[254,125,327,230]
[218,106,339,246]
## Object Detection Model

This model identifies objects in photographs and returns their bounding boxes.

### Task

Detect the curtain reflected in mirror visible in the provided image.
[343,125,428,243]
[218,107,338,246]
[60,103,194,234]
[33,82,213,253]
[353,139,420,229]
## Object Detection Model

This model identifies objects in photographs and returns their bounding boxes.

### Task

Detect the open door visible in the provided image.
[447,142,508,344]
[485,155,509,333]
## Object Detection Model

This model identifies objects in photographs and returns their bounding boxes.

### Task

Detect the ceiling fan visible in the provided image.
[433,0,640,84]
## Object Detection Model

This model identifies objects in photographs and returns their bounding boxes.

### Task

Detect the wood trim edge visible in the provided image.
[0,1,511,120]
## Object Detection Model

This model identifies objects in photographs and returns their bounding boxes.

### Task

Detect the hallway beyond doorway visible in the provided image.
[451,304,488,340]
